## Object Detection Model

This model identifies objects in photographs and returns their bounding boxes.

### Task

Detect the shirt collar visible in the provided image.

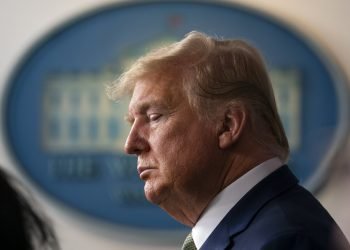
[192,157,283,249]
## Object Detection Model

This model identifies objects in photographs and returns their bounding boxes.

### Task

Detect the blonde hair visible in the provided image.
[107,31,289,161]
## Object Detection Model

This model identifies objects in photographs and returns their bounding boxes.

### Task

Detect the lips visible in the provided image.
[137,166,156,179]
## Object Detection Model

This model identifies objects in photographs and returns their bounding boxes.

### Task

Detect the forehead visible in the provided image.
[129,76,185,112]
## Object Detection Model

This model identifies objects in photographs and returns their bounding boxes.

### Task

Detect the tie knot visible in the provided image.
[182,232,197,250]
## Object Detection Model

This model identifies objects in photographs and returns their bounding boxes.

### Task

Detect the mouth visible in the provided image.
[137,166,156,179]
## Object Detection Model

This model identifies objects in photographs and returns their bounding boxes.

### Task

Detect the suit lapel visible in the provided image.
[200,166,298,250]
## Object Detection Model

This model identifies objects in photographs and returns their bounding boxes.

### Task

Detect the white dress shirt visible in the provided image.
[192,157,283,249]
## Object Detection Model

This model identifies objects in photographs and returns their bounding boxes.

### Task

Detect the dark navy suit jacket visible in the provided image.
[200,166,350,250]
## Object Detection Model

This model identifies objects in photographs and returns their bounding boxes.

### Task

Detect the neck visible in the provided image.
[159,191,213,227]
[223,153,275,190]
[159,137,277,227]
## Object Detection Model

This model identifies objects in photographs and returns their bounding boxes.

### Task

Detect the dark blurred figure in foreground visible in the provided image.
[0,166,59,250]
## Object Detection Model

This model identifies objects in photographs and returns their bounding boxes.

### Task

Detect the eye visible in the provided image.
[148,113,161,122]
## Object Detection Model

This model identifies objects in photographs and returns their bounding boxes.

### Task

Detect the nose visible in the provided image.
[124,122,150,155]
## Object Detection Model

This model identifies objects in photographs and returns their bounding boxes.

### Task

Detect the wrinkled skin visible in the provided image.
[124,76,229,226]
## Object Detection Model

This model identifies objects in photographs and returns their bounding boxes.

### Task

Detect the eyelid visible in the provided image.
[148,113,162,121]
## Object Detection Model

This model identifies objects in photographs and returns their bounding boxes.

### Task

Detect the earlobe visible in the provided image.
[218,106,246,149]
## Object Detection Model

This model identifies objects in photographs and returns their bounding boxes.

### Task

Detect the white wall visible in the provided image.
[0,0,349,249]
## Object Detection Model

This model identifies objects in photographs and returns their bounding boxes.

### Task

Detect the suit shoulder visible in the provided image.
[260,231,332,250]
[233,185,348,249]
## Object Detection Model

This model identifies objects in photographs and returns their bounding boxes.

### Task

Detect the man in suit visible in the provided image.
[107,31,350,249]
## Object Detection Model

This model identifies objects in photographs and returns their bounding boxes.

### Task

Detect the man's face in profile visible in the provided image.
[124,76,225,214]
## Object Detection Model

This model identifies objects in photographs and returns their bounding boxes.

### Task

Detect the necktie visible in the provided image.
[182,232,197,250]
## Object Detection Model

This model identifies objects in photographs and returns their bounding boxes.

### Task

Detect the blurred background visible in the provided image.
[0,0,349,249]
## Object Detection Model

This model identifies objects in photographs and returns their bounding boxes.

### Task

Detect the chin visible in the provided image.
[144,182,167,205]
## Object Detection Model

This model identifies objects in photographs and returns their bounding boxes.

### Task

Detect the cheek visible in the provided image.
[150,124,186,154]
[170,134,214,172]
[150,130,189,175]
[150,120,217,173]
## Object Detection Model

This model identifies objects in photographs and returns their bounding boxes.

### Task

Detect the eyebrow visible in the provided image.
[124,114,134,124]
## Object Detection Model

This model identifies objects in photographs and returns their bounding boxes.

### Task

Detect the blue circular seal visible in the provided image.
[3,1,349,229]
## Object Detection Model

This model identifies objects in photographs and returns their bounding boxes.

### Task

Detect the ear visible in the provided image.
[218,105,247,149]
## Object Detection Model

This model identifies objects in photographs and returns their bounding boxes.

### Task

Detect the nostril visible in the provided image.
[124,140,135,155]
[124,121,150,155]
[124,136,149,155]
[124,130,137,155]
